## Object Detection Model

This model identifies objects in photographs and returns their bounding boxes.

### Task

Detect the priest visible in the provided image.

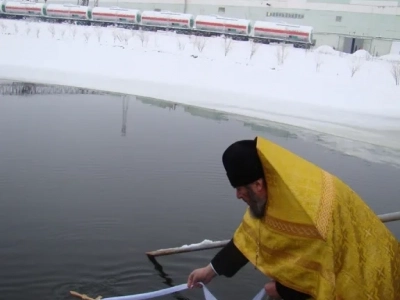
[187,136,399,300]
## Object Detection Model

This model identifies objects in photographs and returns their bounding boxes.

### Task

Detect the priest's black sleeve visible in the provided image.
[210,238,248,277]
[210,238,312,300]
[276,281,311,300]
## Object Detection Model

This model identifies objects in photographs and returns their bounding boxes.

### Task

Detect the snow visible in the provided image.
[153,239,224,252]
[314,45,338,55]
[178,239,217,249]
[352,49,372,60]
[0,19,399,167]
[379,54,400,62]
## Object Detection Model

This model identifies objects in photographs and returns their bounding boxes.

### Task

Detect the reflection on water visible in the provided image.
[183,106,229,123]
[121,96,131,137]
[134,96,400,169]
[146,256,190,300]
[137,96,177,111]
[242,121,298,139]
[2,80,398,169]
[0,80,102,96]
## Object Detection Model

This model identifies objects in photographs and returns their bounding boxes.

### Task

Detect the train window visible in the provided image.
[336,16,342,22]
[218,7,225,13]
[154,8,161,11]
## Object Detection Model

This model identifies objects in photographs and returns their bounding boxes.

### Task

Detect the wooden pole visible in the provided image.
[70,291,102,300]
[146,239,230,257]
[146,211,400,257]
[378,211,400,223]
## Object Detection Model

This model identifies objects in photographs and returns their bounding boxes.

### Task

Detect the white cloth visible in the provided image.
[102,282,266,300]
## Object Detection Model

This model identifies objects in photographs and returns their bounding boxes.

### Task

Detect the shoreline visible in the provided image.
[0,18,399,165]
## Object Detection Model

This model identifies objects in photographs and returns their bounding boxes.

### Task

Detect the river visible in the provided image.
[0,86,399,300]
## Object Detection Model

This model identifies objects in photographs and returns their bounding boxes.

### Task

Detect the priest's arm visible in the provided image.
[210,238,311,300]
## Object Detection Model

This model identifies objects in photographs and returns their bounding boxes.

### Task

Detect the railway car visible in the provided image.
[44,4,90,21]
[140,10,194,32]
[2,1,44,17]
[91,6,141,25]
[0,0,316,48]
[252,21,313,48]
[194,15,251,40]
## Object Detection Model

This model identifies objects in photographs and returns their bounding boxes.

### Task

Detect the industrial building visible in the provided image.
[62,0,400,55]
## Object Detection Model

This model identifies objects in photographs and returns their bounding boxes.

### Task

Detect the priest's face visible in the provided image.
[236,179,267,219]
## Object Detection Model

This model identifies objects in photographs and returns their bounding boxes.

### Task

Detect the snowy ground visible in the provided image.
[0,19,399,166]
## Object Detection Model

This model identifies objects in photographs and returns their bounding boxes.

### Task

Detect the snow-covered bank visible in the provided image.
[0,19,399,154]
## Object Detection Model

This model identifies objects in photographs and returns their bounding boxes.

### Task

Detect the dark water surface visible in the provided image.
[0,92,399,300]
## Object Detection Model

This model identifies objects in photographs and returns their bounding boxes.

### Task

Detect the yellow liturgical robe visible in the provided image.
[233,136,400,299]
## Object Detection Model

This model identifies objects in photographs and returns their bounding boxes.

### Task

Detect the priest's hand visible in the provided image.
[264,281,281,299]
[187,264,217,288]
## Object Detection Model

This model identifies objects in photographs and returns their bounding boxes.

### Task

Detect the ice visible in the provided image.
[0,19,399,167]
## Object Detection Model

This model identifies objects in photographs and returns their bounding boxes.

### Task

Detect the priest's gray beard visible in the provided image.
[246,186,267,219]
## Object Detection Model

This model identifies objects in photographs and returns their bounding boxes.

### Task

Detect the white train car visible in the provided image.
[140,10,194,29]
[194,15,251,37]
[44,4,89,20]
[91,6,140,24]
[3,1,44,16]
[252,21,313,46]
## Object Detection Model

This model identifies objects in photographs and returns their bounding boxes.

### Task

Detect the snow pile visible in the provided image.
[380,54,400,62]
[314,45,338,55]
[352,49,372,60]
[0,19,399,166]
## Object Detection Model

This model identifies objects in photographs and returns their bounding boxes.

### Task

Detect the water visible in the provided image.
[0,89,399,300]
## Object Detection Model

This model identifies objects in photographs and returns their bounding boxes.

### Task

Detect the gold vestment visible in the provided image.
[233,136,400,299]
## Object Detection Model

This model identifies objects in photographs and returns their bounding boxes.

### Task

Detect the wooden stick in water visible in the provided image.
[146,211,400,257]
[70,291,102,300]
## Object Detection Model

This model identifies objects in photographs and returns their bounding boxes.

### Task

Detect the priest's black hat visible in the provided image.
[222,138,264,188]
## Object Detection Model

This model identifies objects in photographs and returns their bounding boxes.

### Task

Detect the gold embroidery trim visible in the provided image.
[315,170,335,240]
[263,170,335,240]
[265,215,321,239]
